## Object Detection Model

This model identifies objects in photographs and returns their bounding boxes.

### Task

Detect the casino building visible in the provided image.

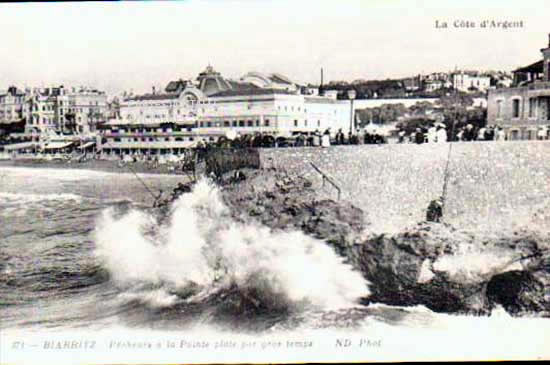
[196,88,349,138]
[100,65,352,157]
[487,34,550,140]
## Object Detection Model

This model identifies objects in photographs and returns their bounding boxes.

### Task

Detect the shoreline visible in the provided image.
[0,158,186,176]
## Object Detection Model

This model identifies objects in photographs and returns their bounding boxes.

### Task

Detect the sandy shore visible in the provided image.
[0,158,187,176]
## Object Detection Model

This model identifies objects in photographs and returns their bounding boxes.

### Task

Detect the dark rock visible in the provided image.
[221,168,550,317]
[487,270,549,315]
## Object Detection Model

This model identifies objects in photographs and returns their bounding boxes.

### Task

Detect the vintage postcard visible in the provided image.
[1,0,549,363]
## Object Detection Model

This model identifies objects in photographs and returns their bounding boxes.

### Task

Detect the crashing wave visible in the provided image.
[93,178,369,324]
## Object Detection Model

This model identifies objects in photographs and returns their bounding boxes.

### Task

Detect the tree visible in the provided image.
[396,117,436,135]
[409,101,435,115]
[356,103,409,127]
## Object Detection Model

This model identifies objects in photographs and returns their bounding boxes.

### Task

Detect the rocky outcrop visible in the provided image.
[221,169,550,316]
[348,224,550,316]
[223,171,365,248]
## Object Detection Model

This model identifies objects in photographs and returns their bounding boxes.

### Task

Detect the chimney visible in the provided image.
[152,86,156,95]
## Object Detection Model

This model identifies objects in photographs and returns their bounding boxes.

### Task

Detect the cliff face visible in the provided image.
[221,169,550,316]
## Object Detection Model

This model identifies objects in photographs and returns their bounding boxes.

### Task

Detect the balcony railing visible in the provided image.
[527,81,550,90]
[490,80,550,94]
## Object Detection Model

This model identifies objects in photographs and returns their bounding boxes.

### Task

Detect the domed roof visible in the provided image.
[196,65,232,96]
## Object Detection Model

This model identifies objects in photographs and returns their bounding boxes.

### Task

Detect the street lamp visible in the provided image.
[347,89,356,136]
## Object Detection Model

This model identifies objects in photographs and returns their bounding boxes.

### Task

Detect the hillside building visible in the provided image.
[452,72,491,93]
[487,34,550,140]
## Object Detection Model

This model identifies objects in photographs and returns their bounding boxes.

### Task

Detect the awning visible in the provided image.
[43,142,74,150]
[77,141,96,149]
[4,142,38,151]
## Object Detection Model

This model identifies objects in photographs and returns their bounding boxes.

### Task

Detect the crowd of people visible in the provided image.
[397,122,550,144]
[203,128,387,149]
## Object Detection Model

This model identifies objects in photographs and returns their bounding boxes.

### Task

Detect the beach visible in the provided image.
[0,157,186,176]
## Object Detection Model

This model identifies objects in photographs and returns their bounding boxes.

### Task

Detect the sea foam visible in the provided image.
[93,179,369,310]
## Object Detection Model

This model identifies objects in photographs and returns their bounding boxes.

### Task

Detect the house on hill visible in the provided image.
[487,34,550,140]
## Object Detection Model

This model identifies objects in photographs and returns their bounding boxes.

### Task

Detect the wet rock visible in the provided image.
[223,174,364,247]
[487,270,549,315]
[222,168,550,317]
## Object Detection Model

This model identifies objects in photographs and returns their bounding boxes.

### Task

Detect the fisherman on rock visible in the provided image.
[426,196,443,223]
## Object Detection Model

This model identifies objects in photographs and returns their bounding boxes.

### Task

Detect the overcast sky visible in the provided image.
[1,0,548,95]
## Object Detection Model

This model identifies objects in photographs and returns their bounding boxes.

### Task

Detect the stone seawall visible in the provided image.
[259,142,550,233]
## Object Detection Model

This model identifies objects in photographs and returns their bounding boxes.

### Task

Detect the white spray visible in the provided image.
[94,179,369,310]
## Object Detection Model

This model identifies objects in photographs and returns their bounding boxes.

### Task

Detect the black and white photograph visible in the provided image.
[1,0,549,363]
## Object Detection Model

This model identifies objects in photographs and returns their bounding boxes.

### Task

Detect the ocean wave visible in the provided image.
[93,179,369,327]
[0,166,117,180]
[0,192,83,203]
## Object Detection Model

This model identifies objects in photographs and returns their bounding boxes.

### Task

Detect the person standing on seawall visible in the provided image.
[537,126,548,141]
[436,124,447,143]
[321,129,331,148]
[427,123,437,143]
[415,128,425,144]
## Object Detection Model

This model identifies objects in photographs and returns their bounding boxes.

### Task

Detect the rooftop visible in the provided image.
[165,80,188,93]
[226,80,260,91]
[209,88,297,98]
[514,60,544,74]
[0,86,25,97]
[125,93,180,102]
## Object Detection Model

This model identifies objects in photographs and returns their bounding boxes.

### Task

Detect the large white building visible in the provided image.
[119,90,198,126]
[0,86,28,125]
[196,88,351,138]
[98,66,353,157]
[26,86,107,134]
[108,65,351,135]
[62,87,108,134]
[27,87,59,132]
[452,72,491,93]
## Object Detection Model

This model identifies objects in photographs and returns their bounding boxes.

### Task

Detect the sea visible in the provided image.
[0,165,549,363]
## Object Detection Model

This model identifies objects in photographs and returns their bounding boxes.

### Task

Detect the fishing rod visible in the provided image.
[122,162,159,202]
[441,119,455,217]
[440,88,460,218]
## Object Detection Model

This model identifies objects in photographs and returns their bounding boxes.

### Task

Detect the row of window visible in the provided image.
[294,119,322,128]
[0,110,23,115]
[125,109,185,118]
[0,98,103,107]
[196,118,330,128]
[0,98,25,104]
[57,100,102,106]
[0,106,23,112]
[198,119,271,128]
[496,97,550,119]
[30,106,103,113]
[110,137,197,143]
[277,105,306,112]
[30,117,55,125]
[107,127,194,134]
[30,116,85,124]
